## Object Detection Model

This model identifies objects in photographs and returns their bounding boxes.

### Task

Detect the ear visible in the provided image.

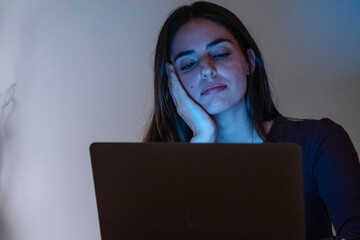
[246,48,256,75]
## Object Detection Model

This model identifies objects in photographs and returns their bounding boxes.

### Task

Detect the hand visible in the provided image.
[167,63,216,143]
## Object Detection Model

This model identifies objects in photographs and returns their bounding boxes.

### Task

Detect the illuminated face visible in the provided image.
[170,18,251,115]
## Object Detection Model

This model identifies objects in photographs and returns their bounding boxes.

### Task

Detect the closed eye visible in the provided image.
[181,61,198,71]
[213,53,230,59]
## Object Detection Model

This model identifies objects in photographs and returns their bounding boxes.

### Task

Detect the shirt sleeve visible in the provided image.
[313,119,360,239]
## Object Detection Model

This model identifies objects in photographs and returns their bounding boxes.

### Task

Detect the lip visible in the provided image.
[201,84,227,95]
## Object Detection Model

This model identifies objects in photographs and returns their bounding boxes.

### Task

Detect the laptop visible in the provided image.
[90,143,305,240]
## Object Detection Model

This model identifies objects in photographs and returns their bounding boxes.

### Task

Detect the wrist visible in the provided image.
[190,129,216,143]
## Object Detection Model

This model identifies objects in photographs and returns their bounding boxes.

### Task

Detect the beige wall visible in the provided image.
[0,0,359,239]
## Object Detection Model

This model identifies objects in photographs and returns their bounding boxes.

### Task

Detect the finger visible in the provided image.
[167,64,184,104]
[166,62,171,79]
[168,65,185,95]
[170,78,187,108]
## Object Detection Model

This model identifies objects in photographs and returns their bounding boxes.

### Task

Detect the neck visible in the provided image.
[212,100,263,143]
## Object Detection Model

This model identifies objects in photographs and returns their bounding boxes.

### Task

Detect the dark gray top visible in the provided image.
[268,118,360,240]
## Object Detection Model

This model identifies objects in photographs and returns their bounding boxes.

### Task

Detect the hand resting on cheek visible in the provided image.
[167,63,216,143]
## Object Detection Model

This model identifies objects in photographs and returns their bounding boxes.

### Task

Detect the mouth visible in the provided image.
[201,84,227,95]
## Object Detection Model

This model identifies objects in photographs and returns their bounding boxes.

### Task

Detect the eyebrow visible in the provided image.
[174,50,195,62]
[173,39,232,62]
[206,39,232,49]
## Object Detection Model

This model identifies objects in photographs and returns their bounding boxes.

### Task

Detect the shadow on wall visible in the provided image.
[0,83,17,240]
[0,83,17,164]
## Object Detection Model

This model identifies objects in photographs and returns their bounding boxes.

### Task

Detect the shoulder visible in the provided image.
[268,117,358,159]
[269,117,358,164]
[268,117,345,141]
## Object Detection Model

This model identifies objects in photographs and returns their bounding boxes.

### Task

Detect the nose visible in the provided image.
[200,57,216,79]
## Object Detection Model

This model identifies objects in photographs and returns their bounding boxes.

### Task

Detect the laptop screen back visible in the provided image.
[90,143,305,240]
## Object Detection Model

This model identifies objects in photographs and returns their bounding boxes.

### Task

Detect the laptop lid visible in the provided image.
[90,143,305,240]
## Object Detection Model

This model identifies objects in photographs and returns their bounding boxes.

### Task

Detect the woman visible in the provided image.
[144,1,360,239]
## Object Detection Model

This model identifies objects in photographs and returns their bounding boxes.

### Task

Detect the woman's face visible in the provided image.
[170,18,252,115]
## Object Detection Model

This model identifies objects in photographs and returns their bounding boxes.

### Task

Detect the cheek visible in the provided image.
[223,59,247,76]
[223,61,247,85]
[178,73,199,96]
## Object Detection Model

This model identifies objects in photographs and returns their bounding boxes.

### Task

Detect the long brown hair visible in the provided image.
[143,1,281,142]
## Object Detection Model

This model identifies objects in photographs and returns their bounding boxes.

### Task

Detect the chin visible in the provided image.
[204,103,231,115]
[203,97,245,116]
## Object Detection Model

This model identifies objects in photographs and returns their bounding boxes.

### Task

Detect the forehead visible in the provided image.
[171,18,237,55]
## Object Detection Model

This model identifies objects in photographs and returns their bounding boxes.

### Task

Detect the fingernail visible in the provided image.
[168,62,173,69]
